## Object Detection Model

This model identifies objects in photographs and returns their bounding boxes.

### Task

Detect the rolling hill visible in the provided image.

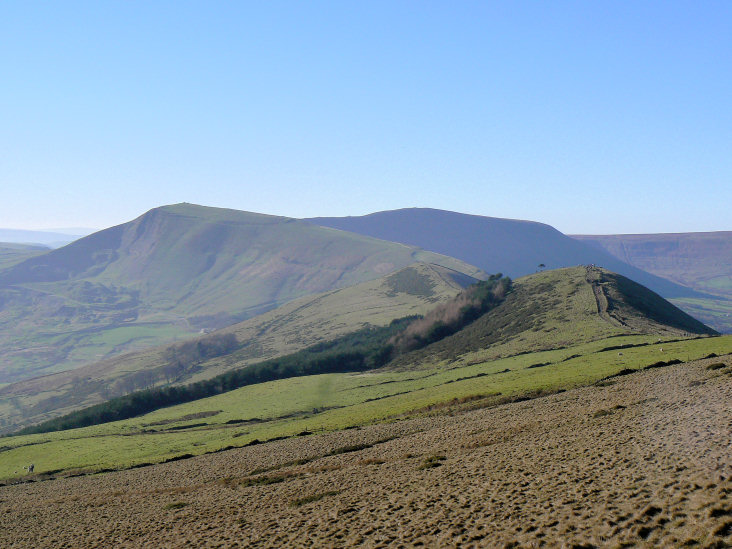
[386,265,716,370]
[0,266,726,493]
[0,204,484,384]
[0,263,477,433]
[0,243,50,270]
[574,232,732,333]
[308,208,708,299]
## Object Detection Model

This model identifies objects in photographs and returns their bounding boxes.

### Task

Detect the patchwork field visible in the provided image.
[1,356,730,547]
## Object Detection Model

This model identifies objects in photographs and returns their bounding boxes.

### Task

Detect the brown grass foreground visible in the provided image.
[1,358,731,548]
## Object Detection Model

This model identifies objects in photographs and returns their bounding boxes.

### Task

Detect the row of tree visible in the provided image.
[13,276,511,436]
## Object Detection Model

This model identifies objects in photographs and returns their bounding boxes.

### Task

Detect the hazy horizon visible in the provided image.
[3,2,731,234]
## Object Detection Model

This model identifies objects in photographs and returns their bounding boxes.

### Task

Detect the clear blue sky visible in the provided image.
[2,1,730,234]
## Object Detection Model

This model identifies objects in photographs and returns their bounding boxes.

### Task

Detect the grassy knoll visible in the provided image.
[1,333,729,481]
[0,266,722,479]
[574,232,732,333]
[388,266,713,371]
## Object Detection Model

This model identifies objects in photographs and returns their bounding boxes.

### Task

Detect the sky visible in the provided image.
[1,1,731,234]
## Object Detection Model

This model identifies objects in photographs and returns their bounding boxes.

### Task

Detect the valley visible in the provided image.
[1,207,730,549]
[0,204,483,385]
[0,266,726,479]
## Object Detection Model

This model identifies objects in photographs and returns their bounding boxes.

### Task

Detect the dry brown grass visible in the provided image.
[1,359,730,548]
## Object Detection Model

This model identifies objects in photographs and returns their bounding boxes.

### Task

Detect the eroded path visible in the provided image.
[1,358,731,548]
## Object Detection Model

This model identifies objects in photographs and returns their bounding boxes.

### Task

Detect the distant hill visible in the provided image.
[574,232,732,334]
[0,204,484,384]
[0,228,89,248]
[573,232,732,298]
[308,208,706,300]
[387,265,717,369]
[0,263,476,433]
[0,242,50,270]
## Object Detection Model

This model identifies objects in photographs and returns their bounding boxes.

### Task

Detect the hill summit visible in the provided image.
[388,265,717,368]
[308,208,705,299]
[0,204,483,383]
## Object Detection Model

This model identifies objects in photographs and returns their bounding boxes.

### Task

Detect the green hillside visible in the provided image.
[574,232,732,333]
[0,263,475,433]
[0,243,49,270]
[387,265,715,370]
[0,267,724,480]
[0,204,483,384]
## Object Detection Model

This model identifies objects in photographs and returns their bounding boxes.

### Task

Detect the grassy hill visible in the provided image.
[308,208,706,299]
[0,243,49,270]
[386,265,716,370]
[0,204,483,384]
[0,263,476,433]
[0,267,724,480]
[3,358,729,548]
[574,232,732,333]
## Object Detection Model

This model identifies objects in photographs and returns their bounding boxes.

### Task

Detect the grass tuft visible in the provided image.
[164,501,188,510]
[417,454,446,470]
[289,491,340,507]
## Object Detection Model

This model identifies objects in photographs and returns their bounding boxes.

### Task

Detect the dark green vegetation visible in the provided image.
[387,266,715,370]
[0,263,472,433]
[0,267,727,480]
[14,276,511,435]
[12,319,413,434]
[390,274,511,352]
[574,232,732,333]
[0,204,484,383]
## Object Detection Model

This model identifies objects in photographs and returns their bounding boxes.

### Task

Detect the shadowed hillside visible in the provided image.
[574,231,732,297]
[308,208,706,300]
[387,266,716,369]
[574,232,732,333]
[0,204,483,383]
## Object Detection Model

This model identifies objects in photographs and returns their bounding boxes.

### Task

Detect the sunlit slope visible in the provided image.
[0,204,484,383]
[574,232,732,333]
[1,320,728,479]
[0,264,475,433]
[385,266,715,370]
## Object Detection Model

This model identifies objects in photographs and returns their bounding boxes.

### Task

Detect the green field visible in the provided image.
[670,297,732,335]
[0,263,471,433]
[1,265,725,481]
[1,333,729,481]
[0,204,484,385]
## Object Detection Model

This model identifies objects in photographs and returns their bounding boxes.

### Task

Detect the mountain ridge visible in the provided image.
[308,208,708,300]
[0,204,485,384]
